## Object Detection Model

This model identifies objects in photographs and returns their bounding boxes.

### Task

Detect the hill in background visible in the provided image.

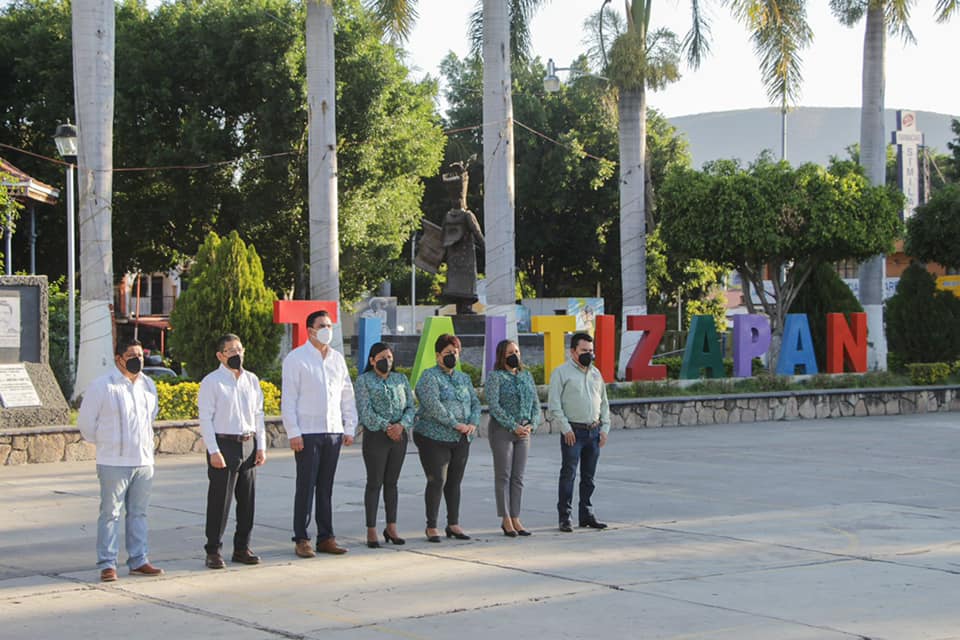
[668,107,957,168]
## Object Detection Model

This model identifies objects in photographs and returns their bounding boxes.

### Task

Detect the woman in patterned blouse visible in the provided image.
[486,339,541,537]
[413,334,481,542]
[355,343,414,548]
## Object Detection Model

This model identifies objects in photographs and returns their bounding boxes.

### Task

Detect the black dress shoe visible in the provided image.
[383,529,405,545]
[516,529,532,536]
[366,539,381,549]
[501,525,518,538]
[558,521,573,533]
[579,518,608,530]
[206,553,225,569]
[231,549,261,564]
[445,526,471,540]
[425,529,442,543]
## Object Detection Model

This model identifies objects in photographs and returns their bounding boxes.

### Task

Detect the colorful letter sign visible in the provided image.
[826,312,867,373]
[776,314,818,375]
[681,315,724,379]
[532,315,576,384]
[732,314,771,377]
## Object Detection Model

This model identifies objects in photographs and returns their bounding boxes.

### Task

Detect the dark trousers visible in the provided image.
[205,435,257,554]
[293,433,343,543]
[414,432,470,529]
[558,428,601,523]
[362,429,408,528]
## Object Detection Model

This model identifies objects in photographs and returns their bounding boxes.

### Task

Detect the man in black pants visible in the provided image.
[198,334,267,569]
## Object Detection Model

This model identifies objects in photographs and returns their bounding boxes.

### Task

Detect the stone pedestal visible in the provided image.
[450,314,486,336]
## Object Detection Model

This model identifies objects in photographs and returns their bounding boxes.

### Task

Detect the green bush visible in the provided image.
[791,262,864,371]
[906,362,951,385]
[885,263,960,365]
[168,231,282,381]
[155,379,280,420]
[525,363,545,385]
[460,361,482,387]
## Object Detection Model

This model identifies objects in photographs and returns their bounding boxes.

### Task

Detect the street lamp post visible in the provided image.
[542,58,609,94]
[54,122,78,378]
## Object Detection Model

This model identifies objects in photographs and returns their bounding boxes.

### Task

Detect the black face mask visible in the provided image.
[227,354,242,370]
[125,357,142,374]
[577,352,593,367]
[442,353,457,369]
[505,354,520,369]
[375,359,391,374]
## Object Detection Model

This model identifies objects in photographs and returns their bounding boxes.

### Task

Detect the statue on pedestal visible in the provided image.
[416,161,485,315]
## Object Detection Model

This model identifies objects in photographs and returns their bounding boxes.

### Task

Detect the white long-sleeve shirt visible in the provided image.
[281,343,357,439]
[77,368,159,467]
[198,364,266,454]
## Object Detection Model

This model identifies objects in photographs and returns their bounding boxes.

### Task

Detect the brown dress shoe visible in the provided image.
[295,539,316,558]
[100,568,117,582]
[129,562,164,576]
[231,549,261,565]
[316,537,348,555]
[206,553,225,569]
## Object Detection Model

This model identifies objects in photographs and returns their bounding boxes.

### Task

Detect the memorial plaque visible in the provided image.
[0,363,41,408]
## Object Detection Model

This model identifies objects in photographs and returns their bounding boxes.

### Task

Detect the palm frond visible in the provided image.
[739,0,813,108]
[645,27,682,90]
[582,5,626,71]
[468,0,549,62]
[365,0,419,42]
[935,0,959,21]
[683,0,712,69]
[884,0,917,44]
[828,0,867,26]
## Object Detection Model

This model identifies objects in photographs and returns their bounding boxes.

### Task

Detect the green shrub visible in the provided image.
[155,379,280,420]
[906,362,951,385]
[526,363,545,385]
[885,263,960,365]
[460,361,482,387]
[168,231,282,381]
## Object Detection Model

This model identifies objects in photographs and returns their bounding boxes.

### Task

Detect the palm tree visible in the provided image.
[305,0,418,306]
[469,0,545,329]
[831,0,957,370]
[71,0,117,399]
[731,0,813,160]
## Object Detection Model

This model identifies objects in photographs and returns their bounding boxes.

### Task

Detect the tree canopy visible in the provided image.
[905,184,960,270]
[658,156,903,345]
[0,0,444,302]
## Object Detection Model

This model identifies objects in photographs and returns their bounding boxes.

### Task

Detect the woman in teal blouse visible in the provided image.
[413,334,481,542]
[356,343,414,548]
[486,339,541,537]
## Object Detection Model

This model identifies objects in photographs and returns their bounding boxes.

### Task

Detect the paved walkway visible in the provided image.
[3,413,960,639]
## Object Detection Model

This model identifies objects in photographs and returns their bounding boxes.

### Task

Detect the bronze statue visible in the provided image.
[415,161,485,315]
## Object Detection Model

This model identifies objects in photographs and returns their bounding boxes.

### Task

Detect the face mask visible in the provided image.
[505,354,520,369]
[577,352,593,367]
[375,359,391,374]
[125,357,142,374]
[442,353,457,369]
[314,327,333,345]
[227,354,242,370]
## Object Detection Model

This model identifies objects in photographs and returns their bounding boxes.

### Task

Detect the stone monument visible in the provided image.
[0,276,69,427]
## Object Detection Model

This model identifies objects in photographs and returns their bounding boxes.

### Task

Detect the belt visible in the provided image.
[216,433,255,442]
[570,421,600,430]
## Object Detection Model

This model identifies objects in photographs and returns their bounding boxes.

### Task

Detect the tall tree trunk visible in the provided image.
[857,4,887,370]
[482,0,516,334]
[307,0,340,304]
[616,87,647,378]
[72,0,116,400]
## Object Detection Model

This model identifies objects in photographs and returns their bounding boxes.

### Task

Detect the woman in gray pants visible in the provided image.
[355,343,414,548]
[485,339,541,536]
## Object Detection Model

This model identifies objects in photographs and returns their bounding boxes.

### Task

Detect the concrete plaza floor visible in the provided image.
[2,413,960,639]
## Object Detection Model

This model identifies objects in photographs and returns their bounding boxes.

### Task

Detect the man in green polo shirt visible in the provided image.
[547,332,611,532]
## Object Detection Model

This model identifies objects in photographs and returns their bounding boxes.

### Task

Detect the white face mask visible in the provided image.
[314,326,333,345]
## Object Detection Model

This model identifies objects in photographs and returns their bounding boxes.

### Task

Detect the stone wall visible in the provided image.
[3,385,960,464]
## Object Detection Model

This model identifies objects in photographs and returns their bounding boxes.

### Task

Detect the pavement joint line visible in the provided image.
[623,584,875,640]
[640,522,960,576]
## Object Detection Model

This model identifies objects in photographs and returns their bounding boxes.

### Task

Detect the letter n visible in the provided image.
[826,312,867,373]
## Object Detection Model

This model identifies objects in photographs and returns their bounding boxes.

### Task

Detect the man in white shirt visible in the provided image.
[282,310,357,557]
[78,338,164,583]
[198,334,267,569]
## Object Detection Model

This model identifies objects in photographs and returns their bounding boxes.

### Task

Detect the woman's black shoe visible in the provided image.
[366,539,381,549]
[445,526,471,540]
[384,529,406,545]
[501,525,518,538]
[516,529,531,536]
[425,529,442,543]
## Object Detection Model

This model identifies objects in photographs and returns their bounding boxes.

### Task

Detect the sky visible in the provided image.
[402,0,958,119]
